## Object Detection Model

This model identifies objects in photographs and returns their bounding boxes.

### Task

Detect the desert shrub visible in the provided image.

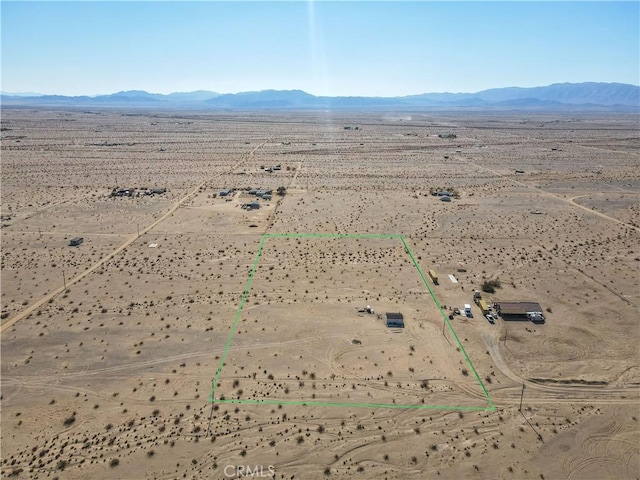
[481,279,501,293]
[63,414,76,427]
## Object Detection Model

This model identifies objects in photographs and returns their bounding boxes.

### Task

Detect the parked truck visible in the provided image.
[478,299,490,315]
[473,290,490,314]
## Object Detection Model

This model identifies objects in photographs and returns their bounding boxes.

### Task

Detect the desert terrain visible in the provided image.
[1,108,639,479]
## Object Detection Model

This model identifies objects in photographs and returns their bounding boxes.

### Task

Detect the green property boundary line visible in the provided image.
[209,233,495,412]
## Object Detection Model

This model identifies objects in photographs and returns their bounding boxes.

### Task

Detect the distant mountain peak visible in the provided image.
[112,89,151,95]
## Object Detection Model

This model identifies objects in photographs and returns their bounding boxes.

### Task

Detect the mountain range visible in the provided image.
[1,82,638,110]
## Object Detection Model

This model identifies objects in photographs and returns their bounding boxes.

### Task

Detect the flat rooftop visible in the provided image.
[496,301,543,315]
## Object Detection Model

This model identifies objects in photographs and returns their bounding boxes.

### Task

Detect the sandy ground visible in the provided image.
[1,109,639,479]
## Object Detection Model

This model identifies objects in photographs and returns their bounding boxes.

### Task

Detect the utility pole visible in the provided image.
[519,383,525,412]
[62,270,67,291]
[137,224,140,238]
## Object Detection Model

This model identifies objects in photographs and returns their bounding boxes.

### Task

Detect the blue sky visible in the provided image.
[2,1,639,96]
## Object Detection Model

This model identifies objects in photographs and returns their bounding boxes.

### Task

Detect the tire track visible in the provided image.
[483,332,640,405]
[458,156,640,233]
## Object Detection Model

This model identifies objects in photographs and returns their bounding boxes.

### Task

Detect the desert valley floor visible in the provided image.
[1,109,639,479]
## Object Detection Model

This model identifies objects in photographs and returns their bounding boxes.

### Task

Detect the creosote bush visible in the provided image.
[481,279,501,293]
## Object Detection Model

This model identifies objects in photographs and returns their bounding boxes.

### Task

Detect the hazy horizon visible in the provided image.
[2,1,639,97]
[3,80,640,99]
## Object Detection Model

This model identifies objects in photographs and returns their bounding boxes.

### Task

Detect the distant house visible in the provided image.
[385,312,404,328]
[243,201,261,210]
[111,188,132,197]
[255,190,272,198]
[69,237,84,247]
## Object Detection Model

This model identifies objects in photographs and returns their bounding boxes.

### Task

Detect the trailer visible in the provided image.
[478,299,490,315]
[428,269,439,285]
[69,237,84,247]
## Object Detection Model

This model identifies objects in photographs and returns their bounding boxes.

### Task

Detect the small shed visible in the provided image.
[69,237,84,247]
[385,312,404,328]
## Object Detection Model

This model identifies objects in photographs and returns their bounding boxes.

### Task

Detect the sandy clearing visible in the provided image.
[1,109,638,480]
